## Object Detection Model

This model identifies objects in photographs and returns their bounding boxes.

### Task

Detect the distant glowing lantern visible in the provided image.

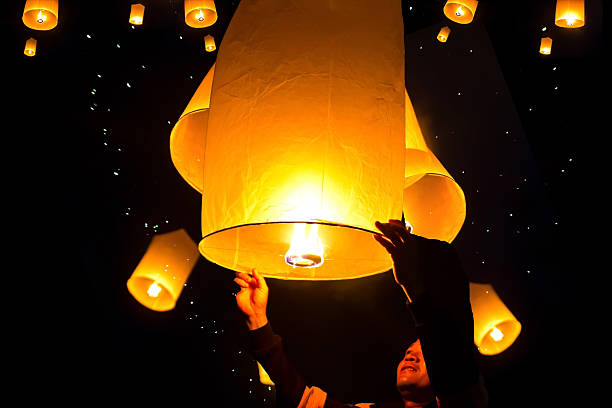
[129,3,145,25]
[469,282,522,355]
[555,0,584,28]
[170,0,465,280]
[22,0,59,30]
[443,0,478,24]
[539,37,553,55]
[204,34,216,52]
[437,26,451,43]
[24,38,37,56]
[257,362,274,386]
[126,229,200,311]
[184,0,217,28]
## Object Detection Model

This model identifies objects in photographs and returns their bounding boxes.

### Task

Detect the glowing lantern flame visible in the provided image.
[36,10,47,23]
[285,223,324,268]
[147,281,162,298]
[489,327,504,342]
[564,14,577,26]
[196,9,205,21]
[455,6,464,16]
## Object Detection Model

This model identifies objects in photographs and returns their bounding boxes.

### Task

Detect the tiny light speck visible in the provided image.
[86,34,92,39]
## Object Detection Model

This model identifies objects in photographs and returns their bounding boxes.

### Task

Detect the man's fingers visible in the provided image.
[234,277,249,288]
[388,219,410,243]
[373,233,398,257]
[375,221,404,248]
[252,268,268,289]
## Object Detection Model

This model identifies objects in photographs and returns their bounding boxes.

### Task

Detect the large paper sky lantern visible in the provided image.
[443,0,478,24]
[127,229,200,311]
[170,0,466,280]
[184,0,217,28]
[555,0,585,28]
[470,282,522,355]
[22,0,59,31]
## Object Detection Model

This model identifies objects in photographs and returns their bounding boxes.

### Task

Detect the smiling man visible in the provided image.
[235,220,488,408]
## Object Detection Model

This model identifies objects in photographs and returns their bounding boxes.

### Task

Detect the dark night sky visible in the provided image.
[8,1,604,407]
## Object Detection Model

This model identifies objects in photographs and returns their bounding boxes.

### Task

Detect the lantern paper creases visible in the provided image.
[170,0,466,280]
[127,229,200,311]
[470,282,522,355]
[22,0,59,31]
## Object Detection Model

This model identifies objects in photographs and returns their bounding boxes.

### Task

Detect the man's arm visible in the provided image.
[375,220,488,408]
[235,269,351,408]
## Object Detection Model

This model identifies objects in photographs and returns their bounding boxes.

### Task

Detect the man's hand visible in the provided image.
[234,268,269,330]
[373,219,458,303]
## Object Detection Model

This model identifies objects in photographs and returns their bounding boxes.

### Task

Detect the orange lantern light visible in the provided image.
[170,63,215,193]
[555,0,585,28]
[24,38,37,56]
[129,3,145,25]
[443,0,478,24]
[469,283,522,355]
[257,361,274,386]
[403,91,465,243]
[185,0,217,28]
[169,0,465,280]
[126,229,200,311]
[539,37,553,55]
[204,34,216,52]
[22,0,59,31]
[437,26,451,43]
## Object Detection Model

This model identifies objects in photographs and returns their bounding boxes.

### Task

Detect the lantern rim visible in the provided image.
[199,221,394,280]
[476,319,522,355]
[126,276,176,311]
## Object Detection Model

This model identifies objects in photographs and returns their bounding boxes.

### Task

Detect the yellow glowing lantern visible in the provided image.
[469,282,522,355]
[24,38,37,57]
[257,362,274,386]
[170,64,215,193]
[129,3,145,25]
[555,0,585,28]
[197,0,405,280]
[185,0,217,28]
[126,229,200,311]
[403,91,465,242]
[22,0,58,30]
[539,37,553,55]
[170,0,465,280]
[437,26,451,42]
[443,0,478,24]
[204,34,216,52]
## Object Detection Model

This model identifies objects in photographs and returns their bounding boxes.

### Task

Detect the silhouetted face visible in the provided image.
[396,339,431,392]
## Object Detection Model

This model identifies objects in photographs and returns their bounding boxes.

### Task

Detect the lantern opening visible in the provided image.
[284,223,324,268]
[455,6,464,16]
